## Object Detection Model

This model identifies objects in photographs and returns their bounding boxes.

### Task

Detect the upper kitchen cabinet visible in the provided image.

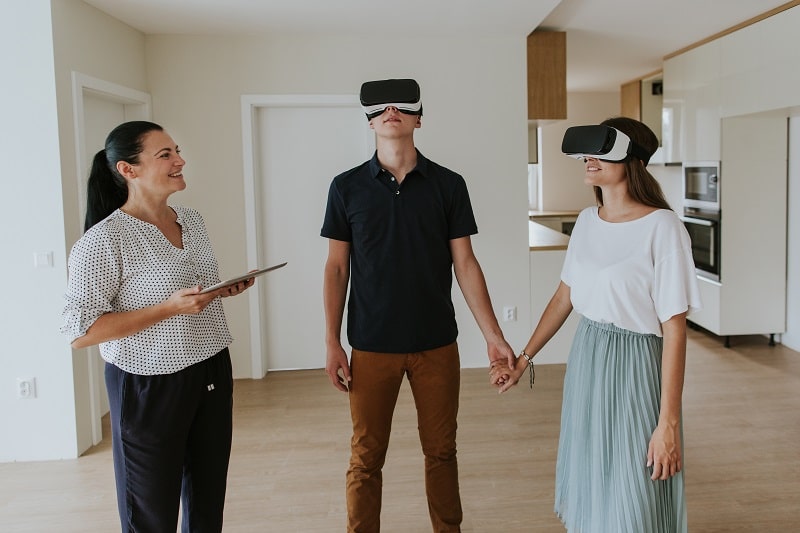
[527,30,566,121]
[663,37,723,163]
[718,6,800,117]
[660,53,685,164]
[620,71,663,147]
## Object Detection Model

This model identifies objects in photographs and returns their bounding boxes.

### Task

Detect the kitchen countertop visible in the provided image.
[528,209,581,219]
[529,220,570,251]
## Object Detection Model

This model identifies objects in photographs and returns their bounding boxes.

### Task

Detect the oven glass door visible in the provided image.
[682,216,720,280]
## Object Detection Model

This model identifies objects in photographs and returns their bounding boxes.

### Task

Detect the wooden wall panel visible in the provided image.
[527,31,566,120]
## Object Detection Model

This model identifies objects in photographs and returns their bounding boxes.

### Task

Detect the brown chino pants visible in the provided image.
[346,342,462,533]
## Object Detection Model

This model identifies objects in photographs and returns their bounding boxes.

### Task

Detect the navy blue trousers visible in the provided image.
[105,348,233,532]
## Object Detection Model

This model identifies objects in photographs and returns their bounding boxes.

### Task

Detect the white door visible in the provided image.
[256,104,373,370]
[72,74,151,446]
[80,94,126,433]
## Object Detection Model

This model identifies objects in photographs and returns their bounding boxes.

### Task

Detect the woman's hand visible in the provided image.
[165,276,255,316]
[489,357,524,393]
[215,277,255,298]
[163,286,223,315]
[647,421,682,480]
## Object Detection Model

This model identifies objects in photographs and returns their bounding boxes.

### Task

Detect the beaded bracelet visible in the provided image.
[520,351,535,389]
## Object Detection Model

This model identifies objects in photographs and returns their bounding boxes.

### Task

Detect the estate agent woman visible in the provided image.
[61,121,253,532]
[492,117,701,532]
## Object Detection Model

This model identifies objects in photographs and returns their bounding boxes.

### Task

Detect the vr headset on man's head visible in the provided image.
[360,79,423,120]
[561,125,651,164]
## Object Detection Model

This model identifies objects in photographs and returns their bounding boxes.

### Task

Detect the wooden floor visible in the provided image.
[1,328,798,532]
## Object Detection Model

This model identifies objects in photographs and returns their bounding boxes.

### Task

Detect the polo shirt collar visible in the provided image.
[368,149,430,179]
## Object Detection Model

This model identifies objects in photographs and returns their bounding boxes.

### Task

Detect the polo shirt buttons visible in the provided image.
[395,190,400,195]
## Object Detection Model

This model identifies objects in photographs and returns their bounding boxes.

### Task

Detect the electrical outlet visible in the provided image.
[16,377,36,399]
[502,306,517,322]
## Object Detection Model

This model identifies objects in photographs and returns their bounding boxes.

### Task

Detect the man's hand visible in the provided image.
[489,357,524,393]
[487,337,515,370]
[325,344,351,392]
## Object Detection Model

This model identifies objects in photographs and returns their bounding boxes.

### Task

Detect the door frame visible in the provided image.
[71,72,151,445]
[71,72,152,229]
[240,94,362,377]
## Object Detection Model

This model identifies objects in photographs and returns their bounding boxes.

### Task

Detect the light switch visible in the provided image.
[34,251,54,268]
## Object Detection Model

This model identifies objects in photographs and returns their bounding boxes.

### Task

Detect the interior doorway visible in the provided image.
[241,96,373,375]
[71,72,151,446]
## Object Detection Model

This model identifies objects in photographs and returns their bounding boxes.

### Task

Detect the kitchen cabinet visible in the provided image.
[687,111,787,341]
[529,211,578,235]
[620,72,663,147]
[529,246,579,364]
[620,79,640,121]
[662,40,722,163]
[527,30,566,120]
[718,6,800,118]
[660,54,685,164]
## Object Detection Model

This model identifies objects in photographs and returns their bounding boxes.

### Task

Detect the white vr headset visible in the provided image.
[561,125,651,164]
[360,79,423,120]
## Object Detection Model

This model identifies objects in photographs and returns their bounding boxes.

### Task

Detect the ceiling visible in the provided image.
[83,0,791,92]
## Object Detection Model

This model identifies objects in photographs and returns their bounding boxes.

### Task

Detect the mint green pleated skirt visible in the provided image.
[555,317,687,533]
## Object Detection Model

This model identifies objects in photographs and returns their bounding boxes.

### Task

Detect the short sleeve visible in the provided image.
[321,180,352,242]
[560,208,590,288]
[653,237,703,323]
[446,175,478,239]
[60,228,121,342]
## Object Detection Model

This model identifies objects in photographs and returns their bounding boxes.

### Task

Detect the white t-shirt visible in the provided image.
[561,206,702,336]
[61,207,233,375]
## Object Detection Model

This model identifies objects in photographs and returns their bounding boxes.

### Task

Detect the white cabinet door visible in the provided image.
[661,54,685,164]
[718,111,787,335]
[683,40,722,162]
[689,277,721,334]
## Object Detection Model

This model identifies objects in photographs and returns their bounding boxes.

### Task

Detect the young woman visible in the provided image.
[61,121,253,532]
[491,117,701,532]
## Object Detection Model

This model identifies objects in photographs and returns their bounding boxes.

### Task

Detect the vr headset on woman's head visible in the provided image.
[360,79,423,120]
[561,125,651,164]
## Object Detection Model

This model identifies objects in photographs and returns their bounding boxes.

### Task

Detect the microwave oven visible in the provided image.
[683,161,720,211]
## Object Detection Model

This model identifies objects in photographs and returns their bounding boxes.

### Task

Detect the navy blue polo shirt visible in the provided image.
[321,150,478,353]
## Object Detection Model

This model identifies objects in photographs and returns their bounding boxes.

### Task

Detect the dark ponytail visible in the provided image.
[83,120,163,232]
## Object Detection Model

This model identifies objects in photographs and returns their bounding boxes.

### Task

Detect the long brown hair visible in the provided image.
[593,117,672,211]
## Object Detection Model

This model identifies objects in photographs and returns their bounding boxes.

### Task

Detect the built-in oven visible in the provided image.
[681,208,721,281]
[683,161,720,211]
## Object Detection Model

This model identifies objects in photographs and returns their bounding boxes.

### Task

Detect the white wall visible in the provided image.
[538,92,618,211]
[144,33,533,372]
[0,1,76,462]
[51,0,149,456]
[0,0,149,462]
[52,0,148,243]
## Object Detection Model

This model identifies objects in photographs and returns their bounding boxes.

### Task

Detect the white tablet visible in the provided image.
[199,262,287,294]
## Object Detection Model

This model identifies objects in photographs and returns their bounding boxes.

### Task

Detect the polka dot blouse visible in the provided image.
[61,207,233,375]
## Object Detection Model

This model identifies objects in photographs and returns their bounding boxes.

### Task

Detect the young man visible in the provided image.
[321,78,515,532]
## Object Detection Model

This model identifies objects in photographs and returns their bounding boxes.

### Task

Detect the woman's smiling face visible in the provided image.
[583,156,626,188]
[125,129,187,196]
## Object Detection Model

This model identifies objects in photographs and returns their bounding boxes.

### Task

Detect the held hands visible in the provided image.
[486,336,516,384]
[489,356,525,393]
